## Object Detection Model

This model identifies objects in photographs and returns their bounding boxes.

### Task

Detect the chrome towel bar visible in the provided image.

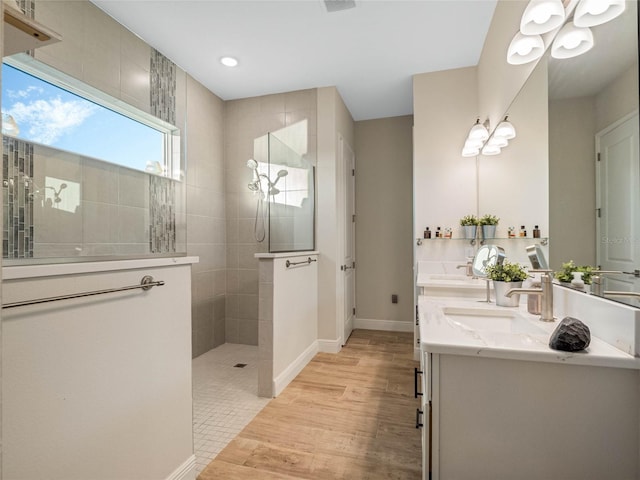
[285,257,317,268]
[2,275,164,309]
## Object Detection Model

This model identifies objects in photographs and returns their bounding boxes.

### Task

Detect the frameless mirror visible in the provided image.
[472,244,506,277]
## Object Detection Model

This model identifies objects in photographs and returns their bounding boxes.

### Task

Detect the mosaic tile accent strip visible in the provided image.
[149,49,177,253]
[3,138,34,259]
[149,175,176,253]
[150,48,176,125]
[16,0,36,57]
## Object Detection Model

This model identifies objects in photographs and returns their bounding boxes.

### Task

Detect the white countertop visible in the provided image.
[419,295,640,370]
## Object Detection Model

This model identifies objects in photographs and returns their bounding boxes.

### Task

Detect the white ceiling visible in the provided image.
[91,0,498,121]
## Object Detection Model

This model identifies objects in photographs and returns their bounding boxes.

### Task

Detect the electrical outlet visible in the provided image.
[391,294,398,304]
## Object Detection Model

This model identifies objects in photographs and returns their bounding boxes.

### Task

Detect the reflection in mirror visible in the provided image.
[472,244,506,277]
[548,0,638,306]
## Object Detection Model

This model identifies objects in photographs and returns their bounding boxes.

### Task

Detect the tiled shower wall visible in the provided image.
[224,90,317,344]
[29,0,226,357]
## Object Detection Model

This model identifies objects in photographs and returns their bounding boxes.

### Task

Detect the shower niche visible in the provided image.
[248,123,315,253]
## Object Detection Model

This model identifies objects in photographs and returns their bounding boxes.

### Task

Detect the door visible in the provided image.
[341,136,356,344]
[596,112,639,273]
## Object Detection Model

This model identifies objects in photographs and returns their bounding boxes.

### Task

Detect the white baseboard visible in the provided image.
[317,337,342,353]
[165,455,197,480]
[354,318,413,332]
[273,341,318,397]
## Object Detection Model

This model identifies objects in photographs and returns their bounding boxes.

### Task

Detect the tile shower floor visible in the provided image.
[192,343,270,475]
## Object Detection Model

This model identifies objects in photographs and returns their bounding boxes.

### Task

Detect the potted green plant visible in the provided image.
[486,261,528,306]
[460,214,479,239]
[479,214,499,239]
[555,261,594,289]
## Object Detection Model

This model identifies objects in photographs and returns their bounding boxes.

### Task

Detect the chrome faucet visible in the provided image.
[591,270,624,296]
[505,269,555,322]
[456,258,474,277]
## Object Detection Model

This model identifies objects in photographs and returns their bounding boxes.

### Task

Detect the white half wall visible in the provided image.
[2,258,196,480]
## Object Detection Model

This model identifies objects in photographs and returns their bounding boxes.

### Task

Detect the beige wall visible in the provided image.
[316,86,354,343]
[354,115,413,324]
[596,64,639,133]
[30,0,226,357]
[413,66,479,261]
[224,90,317,345]
[549,96,597,268]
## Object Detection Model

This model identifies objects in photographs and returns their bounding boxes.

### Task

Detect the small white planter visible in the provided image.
[493,281,522,307]
[462,225,477,240]
[482,224,497,239]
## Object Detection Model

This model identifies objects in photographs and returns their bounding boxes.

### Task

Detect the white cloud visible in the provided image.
[8,96,97,145]
[7,85,44,100]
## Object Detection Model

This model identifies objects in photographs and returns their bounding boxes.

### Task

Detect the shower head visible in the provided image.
[269,187,280,196]
[276,169,288,178]
[247,159,258,169]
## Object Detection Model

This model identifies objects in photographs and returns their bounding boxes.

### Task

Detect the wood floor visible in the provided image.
[198,329,421,480]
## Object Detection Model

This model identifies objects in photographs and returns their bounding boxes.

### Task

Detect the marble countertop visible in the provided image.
[419,295,640,370]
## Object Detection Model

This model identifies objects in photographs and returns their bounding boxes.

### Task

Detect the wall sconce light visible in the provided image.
[461,117,516,157]
[551,21,594,59]
[574,0,625,27]
[507,0,625,65]
[481,144,502,156]
[507,32,545,65]
[520,0,566,35]
[467,118,489,141]
[494,116,517,140]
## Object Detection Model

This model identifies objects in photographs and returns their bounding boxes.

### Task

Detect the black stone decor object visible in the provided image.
[549,317,591,352]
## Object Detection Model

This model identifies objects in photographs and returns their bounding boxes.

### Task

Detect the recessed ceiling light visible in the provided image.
[220,56,239,67]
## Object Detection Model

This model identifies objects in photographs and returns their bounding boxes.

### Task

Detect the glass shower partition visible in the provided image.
[267,132,315,252]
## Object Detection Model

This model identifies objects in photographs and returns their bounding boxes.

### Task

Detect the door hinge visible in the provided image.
[352,261,355,268]
[352,168,355,176]
[597,152,601,162]
[596,207,601,218]
[352,214,356,223]
[353,307,356,315]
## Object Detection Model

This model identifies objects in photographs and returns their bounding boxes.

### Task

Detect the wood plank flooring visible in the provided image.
[198,329,421,479]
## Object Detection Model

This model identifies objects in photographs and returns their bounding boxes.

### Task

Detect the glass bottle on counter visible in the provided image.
[424,227,431,239]
[519,225,526,237]
[533,225,540,238]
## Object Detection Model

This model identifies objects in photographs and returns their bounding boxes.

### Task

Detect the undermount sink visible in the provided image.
[426,274,476,281]
[442,306,546,336]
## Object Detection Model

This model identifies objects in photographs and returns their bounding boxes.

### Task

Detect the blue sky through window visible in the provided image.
[2,63,164,173]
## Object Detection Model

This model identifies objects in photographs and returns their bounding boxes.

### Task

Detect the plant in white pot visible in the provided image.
[485,261,528,307]
[479,214,499,240]
[460,214,479,240]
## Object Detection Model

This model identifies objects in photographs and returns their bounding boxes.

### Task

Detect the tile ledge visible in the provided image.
[3,256,199,280]
[255,251,319,259]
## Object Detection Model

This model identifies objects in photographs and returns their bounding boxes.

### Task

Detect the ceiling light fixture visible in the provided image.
[574,0,625,27]
[220,56,239,67]
[507,32,545,65]
[551,22,594,59]
[520,0,565,35]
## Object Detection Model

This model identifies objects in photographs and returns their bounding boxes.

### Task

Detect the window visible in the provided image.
[1,54,180,178]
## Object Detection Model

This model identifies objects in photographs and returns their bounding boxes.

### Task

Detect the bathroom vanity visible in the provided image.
[416,290,640,480]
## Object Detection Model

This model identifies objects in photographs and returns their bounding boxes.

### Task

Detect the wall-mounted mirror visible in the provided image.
[489,0,638,307]
[549,0,639,307]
